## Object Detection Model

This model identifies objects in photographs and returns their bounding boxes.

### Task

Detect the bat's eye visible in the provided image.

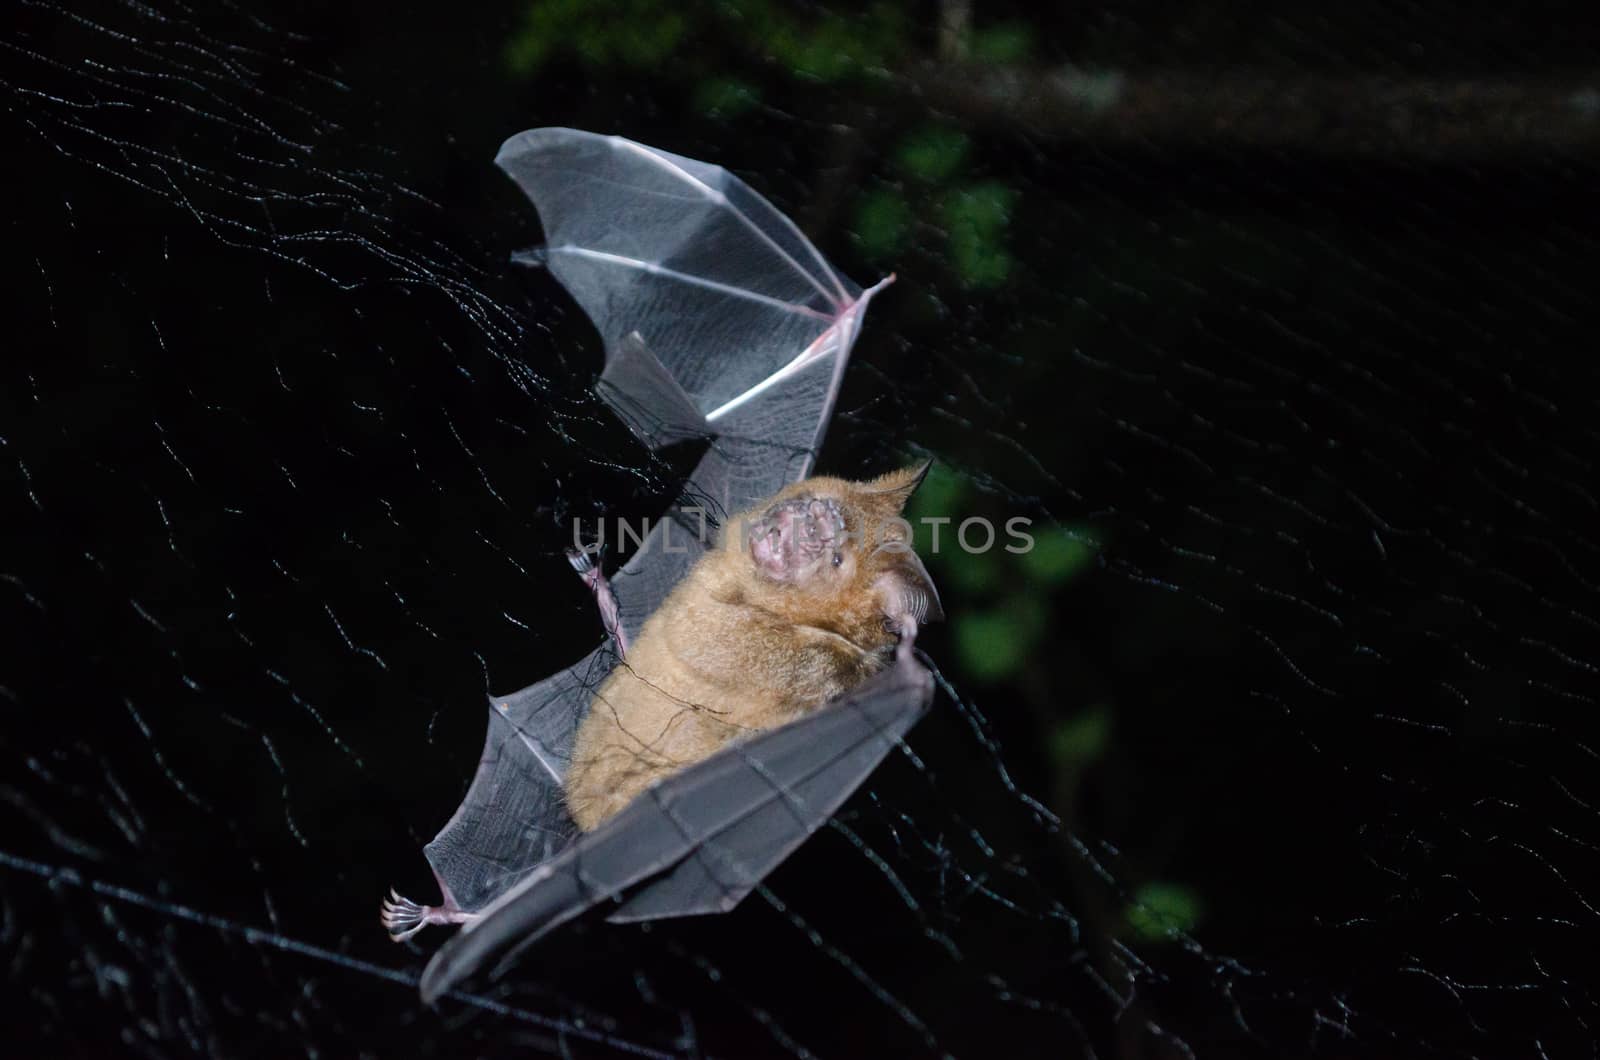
[831,551,843,568]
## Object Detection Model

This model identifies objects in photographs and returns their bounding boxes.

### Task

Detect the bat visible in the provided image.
[381,128,937,1003]
[563,462,941,831]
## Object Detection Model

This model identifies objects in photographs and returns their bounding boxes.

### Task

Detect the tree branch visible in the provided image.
[910,63,1600,155]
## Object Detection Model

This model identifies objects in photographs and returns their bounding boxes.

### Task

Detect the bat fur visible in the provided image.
[565,464,939,829]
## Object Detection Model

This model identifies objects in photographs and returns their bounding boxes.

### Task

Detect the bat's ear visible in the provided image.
[875,548,944,625]
[864,460,932,512]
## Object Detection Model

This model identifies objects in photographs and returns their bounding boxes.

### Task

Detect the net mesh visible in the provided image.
[3,1,1598,1056]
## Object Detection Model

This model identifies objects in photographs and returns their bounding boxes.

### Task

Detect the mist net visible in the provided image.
[4,2,1599,1057]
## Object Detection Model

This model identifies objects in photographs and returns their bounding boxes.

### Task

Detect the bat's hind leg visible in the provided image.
[381,882,477,942]
[567,541,630,659]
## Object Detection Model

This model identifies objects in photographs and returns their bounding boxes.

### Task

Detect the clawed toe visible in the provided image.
[379,885,478,941]
[380,889,427,942]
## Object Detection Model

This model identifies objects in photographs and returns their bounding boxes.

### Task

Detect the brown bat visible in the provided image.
[389,129,944,1003]
[564,464,941,830]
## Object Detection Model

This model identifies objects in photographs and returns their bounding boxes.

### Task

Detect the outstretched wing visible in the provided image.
[495,126,874,454]
[497,127,889,643]
[415,651,603,915]
[419,652,934,1004]
[400,129,888,928]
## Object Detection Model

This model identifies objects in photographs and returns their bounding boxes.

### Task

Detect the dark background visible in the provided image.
[5,1,1600,1057]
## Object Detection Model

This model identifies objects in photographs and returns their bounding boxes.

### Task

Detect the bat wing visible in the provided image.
[496,127,889,643]
[414,650,605,916]
[392,129,893,977]
[418,652,934,1004]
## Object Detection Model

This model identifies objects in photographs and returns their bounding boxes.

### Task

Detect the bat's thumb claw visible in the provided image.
[894,615,920,664]
[566,541,604,574]
[510,245,549,269]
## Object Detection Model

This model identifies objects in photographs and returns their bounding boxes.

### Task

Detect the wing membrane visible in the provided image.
[494,127,875,445]
[399,129,895,985]
[419,654,933,1003]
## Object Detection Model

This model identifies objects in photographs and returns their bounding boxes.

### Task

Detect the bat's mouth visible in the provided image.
[749,496,845,581]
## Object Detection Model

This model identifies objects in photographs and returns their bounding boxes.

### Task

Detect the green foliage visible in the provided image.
[1020,526,1100,585]
[882,127,1020,288]
[505,0,686,75]
[905,464,996,594]
[910,467,1095,683]
[971,21,1034,64]
[941,182,1017,289]
[895,126,970,183]
[503,0,1024,293]
[954,596,1045,682]
[767,16,858,82]
[764,4,907,82]
[940,543,1003,597]
[503,1,558,75]
[904,462,967,525]
[693,77,760,118]
[1049,705,1110,767]
[852,187,913,261]
[1125,882,1203,941]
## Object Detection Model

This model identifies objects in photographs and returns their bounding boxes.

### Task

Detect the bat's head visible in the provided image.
[737,462,942,645]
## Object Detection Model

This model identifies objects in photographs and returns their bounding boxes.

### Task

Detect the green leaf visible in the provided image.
[503,0,574,75]
[940,544,1003,597]
[1125,882,1203,942]
[903,462,966,525]
[949,237,1013,288]
[942,182,1016,233]
[694,77,760,118]
[504,29,550,76]
[954,597,1043,681]
[903,464,987,595]
[1018,526,1099,585]
[895,126,970,183]
[1048,705,1110,767]
[763,5,906,83]
[774,16,858,82]
[971,22,1034,64]
[942,182,1018,289]
[504,0,684,74]
[623,15,686,66]
[852,188,913,261]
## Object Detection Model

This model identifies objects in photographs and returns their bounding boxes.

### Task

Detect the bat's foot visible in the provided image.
[381,888,476,942]
[566,542,630,659]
